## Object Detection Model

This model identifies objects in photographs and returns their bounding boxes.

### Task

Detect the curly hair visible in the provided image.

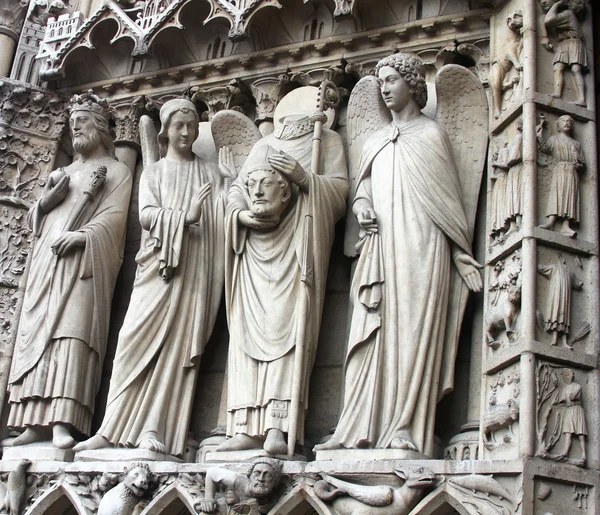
[375,52,428,110]
[247,457,283,483]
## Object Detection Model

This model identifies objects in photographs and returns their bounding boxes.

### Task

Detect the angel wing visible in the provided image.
[211,109,262,173]
[139,115,159,169]
[343,75,391,257]
[435,65,488,398]
[434,64,488,235]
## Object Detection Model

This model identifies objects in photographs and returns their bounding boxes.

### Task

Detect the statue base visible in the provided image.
[2,441,75,462]
[196,434,228,463]
[75,448,183,462]
[315,448,428,461]
[205,448,307,463]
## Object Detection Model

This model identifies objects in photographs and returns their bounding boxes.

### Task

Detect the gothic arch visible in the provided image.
[268,484,336,515]
[27,484,87,515]
[141,484,196,515]
[411,487,474,515]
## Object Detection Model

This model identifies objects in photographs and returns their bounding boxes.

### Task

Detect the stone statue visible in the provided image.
[316,53,487,457]
[538,367,587,467]
[505,117,523,235]
[5,91,132,449]
[74,98,232,456]
[314,467,436,515]
[197,458,283,514]
[537,255,583,348]
[489,144,509,246]
[97,464,151,515]
[489,10,523,119]
[539,0,587,106]
[216,88,348,455]
[537,115,584,238]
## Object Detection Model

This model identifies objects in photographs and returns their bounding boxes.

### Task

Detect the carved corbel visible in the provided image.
[250,76,291,136]
[112,95,151,173]
[190,79,252,120]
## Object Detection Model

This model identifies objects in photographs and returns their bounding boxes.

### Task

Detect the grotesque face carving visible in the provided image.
[378,65,414,113]
[70,112,100,155]
[248,463,276,497]
[123,465,150,497]
[246,169,290,219]
[166,110,198,155]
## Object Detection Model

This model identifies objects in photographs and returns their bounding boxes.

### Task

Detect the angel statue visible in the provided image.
[214,85,349,455]
[316,53,487,457]
[75,98,235,457]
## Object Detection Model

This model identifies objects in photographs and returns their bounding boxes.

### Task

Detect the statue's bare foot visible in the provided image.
[138,435,166,454]
[216,434,261,452]
[263,429,287,455]
[389,429,418,452]
[9,427,46,447]
[73,434,111,452]
[313,437,343,453]
[559,223,577,238]
[52,424,76,449]
[538,221,554,231]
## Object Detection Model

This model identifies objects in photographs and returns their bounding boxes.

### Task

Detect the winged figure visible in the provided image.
[316,52,488,457]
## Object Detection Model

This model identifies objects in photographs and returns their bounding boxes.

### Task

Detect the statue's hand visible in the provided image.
[51,231,86,256]
[219,146,237,179]
[239,210,279,230]
[541,38,553,52]
[454,253,483,292]
[197,498,217,513]
[357,207,378,234]
[268,151,308,188]
[40,175,70,214]
[186,183,212,225]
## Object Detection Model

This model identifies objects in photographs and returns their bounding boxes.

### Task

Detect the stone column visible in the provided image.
[481,0,599,512]
[0,81,68,424]
[0,0,28,77]
[113,95,147,174]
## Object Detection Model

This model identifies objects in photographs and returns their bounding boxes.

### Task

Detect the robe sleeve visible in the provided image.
[139,165,187,274]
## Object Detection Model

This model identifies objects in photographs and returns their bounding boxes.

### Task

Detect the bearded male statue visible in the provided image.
[5,91,132,449]
[218,108,348,455]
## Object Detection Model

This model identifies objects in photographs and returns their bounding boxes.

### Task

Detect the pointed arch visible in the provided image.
[27,484,88,515]
[269,484,337,515]
[411,486,475,515]
[141,484,196,515]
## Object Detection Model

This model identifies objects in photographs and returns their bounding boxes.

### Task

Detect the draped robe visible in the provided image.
[225,124,348,440]
[332,116,473,457]
[8,157,132,434]
[98,157,225,456]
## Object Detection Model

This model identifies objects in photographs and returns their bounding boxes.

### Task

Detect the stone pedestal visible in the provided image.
[75,448,183,462]
[2,442,74,462]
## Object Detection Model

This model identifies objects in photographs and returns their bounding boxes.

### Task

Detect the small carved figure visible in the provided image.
[97,464,150,515]
[218,87,348,455]
[505,117,523,235]
[5,92,132,449]
[75,98,233,457]
[318,54,486,456]
[485,284,521,349]
[197,458,283,514]
[537,256,583,348]
[314,467,436,515]
[483,398,519,444]
[537,115,584,237]
[489,145,509,246]
[539,368,587,467]
[539,0,587,106]
[0,459,31,515]
[489,10,523,119]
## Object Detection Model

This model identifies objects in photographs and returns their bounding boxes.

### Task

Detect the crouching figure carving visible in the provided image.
[97,464,151,515]
[314,467,436,515]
